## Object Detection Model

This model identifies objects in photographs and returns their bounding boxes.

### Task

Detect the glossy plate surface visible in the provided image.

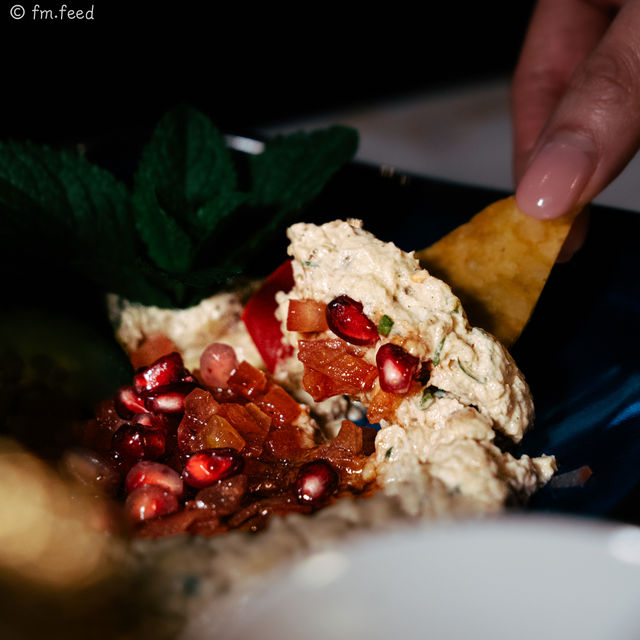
[211,515,640,640]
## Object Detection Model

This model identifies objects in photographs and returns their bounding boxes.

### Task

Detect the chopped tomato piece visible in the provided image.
[256,384,301,427]
[263,426,306,462]
[242,259,295,373]
[227,361,268,400]
[130,335,179,371]
[302,368,361,402]
[366,387,405,424]
[298,339,378,396]
[287,299,329,332]
[218,402,270,457]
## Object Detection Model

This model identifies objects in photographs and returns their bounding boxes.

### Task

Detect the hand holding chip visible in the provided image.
[511,0,640,258]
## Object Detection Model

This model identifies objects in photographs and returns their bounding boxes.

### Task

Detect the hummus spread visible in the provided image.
[107,290,264,373]
[275,219,555,514]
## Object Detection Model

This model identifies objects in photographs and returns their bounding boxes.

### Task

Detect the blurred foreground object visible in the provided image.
[0,437,174,640]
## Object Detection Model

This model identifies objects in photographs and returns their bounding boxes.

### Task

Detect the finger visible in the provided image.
[516,0,640,219]
[511,0,611,181]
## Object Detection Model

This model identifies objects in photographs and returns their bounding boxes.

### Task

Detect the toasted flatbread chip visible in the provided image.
[416,196,580,347]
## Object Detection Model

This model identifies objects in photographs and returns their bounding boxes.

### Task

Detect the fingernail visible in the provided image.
[515,133,596,219]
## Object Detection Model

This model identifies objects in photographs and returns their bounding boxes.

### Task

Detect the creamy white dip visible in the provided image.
[107,291,264,373]
[275,219,555,514]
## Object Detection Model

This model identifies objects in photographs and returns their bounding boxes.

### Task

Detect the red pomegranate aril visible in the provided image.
[199,343,239,389]
[114,385,147,419]
[376,343,421,394]
[287,299,329,332]
[182,448,243,489]
[125,484,179,523]
[125,460,184,497]
[296,460,339,506]
[144,384,193,414]
[133,352,186,396]
[61,447,121,495]
[112,424,166,462]
[326,295,379,346]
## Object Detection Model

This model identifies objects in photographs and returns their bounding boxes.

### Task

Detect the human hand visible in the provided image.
[511,0,640,258]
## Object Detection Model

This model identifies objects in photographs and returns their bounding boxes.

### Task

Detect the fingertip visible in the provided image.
[515,133,596,220]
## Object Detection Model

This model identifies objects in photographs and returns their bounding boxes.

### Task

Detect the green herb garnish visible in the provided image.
[432,336,446,367]
[418,388,435,410]
[0,105,358,308]
[385,447,393,459]
[378,314,394,336]
[457,359,487,384]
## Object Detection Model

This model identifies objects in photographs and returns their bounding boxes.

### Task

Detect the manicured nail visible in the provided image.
[515,133,596,219]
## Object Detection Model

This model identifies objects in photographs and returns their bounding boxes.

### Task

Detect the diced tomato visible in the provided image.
[255,384,301,427]
[366,387,405,424]
[331,420,363,454]
[217,402,270,457]
[227,361,269,400]
[242,259,295,373]
[298,339,378,396]
[287,299,329,333]
[302,368,360,402]
[130,335,179,371]
[263,426,306,462]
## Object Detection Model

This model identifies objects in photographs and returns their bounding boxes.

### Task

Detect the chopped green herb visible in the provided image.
[419,388,435,410]
[385,447,393,459]
[378,314,394,336]
[457,359,487,384]
[302,260,320,267]
[432,336,446,367]
[0,106,359,308]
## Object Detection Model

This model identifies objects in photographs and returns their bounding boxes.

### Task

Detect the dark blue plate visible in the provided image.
[305,162,640,525]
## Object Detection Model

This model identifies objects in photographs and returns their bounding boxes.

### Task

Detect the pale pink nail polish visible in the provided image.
[515,134,596,219]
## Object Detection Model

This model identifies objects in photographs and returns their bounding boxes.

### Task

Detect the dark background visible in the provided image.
[1,2,537,152]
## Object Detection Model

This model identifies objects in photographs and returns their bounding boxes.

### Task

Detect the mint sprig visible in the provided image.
[0,106,358,308]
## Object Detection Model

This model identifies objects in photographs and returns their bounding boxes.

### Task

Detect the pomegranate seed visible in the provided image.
[295,460,338,506]
[144,383,194,414]
[133,352,186,396]
[199,343,239,389]
[61,447,120,495]
[125,485,179,523]
[114,385,147,419]
[325,296,379,346]
[111,423,166,462]
[376,343,420,394]
[125,460,184,496]
[182,448,243,489]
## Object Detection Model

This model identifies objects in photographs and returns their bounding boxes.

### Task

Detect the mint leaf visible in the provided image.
[220,125,358,268]
[248,126,359,212]
[132,177,193,274]
[135,105,242,237]
[0,110,360,311]
[0,140,138,274]
[193,189,248,236]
